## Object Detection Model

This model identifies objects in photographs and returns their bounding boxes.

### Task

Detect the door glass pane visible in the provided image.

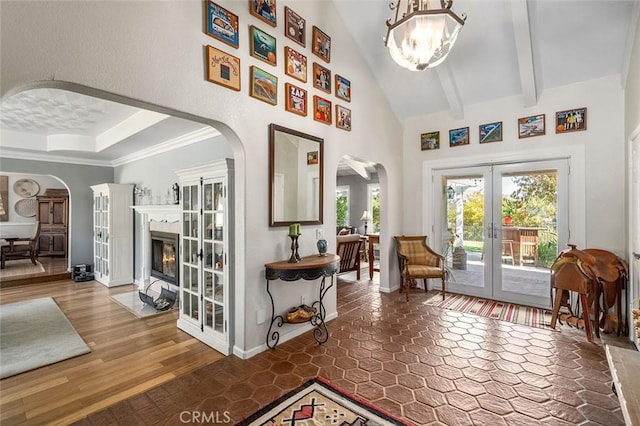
[214,213,223,241]
[215,304,224,332]
[191,213,198,238]
[182,290,190,315]
[204,241,213,269]
[205,271,213,298]
[191,294,199,320]
[214,273,224,302]
[183,213,190,237]
[442,175,486,289]
[191,186,199,210]
[183,185,190,210]
[214,183,223,211]
[204,213,213,240]
[214,243,224,271]
[205,301,213,328]
[190,267,199,292]
[500,171,557,299]
[183,264,190,289]
[204,183,213,210]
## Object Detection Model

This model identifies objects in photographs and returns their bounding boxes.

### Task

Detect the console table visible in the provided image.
[265,254,340,349]
[605,344,640,425]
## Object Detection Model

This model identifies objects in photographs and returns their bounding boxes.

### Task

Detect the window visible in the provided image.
[367,184,380,233]
[336,186,350,227]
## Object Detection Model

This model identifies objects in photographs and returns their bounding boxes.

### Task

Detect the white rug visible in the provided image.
[0,297,90,379]
[111,290,176,318]
[0,259,45,278]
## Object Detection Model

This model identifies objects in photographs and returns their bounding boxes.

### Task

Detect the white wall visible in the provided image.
[0,1,404,356]
[404,76,627,255]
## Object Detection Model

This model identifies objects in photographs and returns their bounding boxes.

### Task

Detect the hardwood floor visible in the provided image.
[0,256,70,288]
[0,279,224,425]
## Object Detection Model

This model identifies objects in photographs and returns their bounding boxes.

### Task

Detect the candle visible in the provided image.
[289,224,296,236]
[296,223,301,235]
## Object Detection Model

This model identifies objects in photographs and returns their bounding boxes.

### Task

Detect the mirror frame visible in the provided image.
[269,124,324,227]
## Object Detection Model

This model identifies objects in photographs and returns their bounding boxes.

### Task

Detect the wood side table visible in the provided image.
[265,254,340,349]
[367,234,380,279]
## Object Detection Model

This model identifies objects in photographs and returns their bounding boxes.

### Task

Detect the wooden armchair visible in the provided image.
[1,221,41,269]
[394,235,446,301]
[336,234,365,280]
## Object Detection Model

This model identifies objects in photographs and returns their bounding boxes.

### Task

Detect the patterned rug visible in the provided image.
[424,291,554,329]
[237,377,411,425]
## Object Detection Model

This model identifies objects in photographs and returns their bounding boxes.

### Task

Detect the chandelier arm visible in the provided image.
[386,9,466,31]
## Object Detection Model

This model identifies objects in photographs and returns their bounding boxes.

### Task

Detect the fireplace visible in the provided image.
[150,231,179,285]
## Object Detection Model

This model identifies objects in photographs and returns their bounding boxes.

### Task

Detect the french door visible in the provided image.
[433,159,568,308]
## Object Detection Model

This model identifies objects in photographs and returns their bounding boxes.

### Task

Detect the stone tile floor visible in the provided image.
[80,275,635,425]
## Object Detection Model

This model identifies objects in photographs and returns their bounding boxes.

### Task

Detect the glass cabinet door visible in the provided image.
[93,193,110,277]
[181,183,200,322]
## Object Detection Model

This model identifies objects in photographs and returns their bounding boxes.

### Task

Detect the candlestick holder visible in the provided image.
[288,234,301,263]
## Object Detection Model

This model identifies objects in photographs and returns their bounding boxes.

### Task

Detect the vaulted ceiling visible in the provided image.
[0,0,638,166]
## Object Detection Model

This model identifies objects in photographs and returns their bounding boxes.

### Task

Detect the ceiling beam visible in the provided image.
[435,63,464,119]
[621,0,640,89]
[95,109,169,152]
[511,0,537,107]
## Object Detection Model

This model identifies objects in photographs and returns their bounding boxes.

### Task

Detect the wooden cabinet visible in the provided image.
[36,190,69,256]
[90,183,133,287]
[176,160,234,355]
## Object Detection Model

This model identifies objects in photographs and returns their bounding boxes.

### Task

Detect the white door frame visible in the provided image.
[629,126,640,348]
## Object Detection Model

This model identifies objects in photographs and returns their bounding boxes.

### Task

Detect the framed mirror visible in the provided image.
[269,124,324,226]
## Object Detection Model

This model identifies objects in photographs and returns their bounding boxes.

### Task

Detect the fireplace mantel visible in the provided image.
[131,204,181,290]
[131,205,180,222]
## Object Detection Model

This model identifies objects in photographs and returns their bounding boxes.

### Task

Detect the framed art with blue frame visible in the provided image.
[249,0,276,27]
[421,131,440,150]
[205,1,239,48]
[449,127,470,147]
[479,121,502,143]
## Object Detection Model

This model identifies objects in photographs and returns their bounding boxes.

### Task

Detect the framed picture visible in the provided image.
[313,62,331,94]
[206,45,241,91]
[336,105,351,131]
[249,25,276,66]
[205,1,239,48]
[479,121,503,143]
[285,83,307,116]
[249,66,277,105]
[249,0,276,27]
[518,114,545,138]
[284,7,305,47]
[335,74,351,102]
[313,95,332,125]
[307,151,318,165]
[284,46,307,83]
[449,127,470,147]
[421,131,440,150]
[556,107,587,133]
[312,26,331,63]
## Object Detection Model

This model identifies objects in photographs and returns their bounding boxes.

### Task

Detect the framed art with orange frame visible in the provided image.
[249,0,276,27]
[312,26,331,63]
[205,1,239,48]
[284,6,305,47]
[555,107,586,133]
[335,74,351,102]
[249,25,277,66]
[206,45,241,91]
[313,95,332,125]
[336,105,351,131]
[284,46,307,83]
[313,62,331,94]
[518,114,545,138]
[249,66,277,105]
[285,83,307,117]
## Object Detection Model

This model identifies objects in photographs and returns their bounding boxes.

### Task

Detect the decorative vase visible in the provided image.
[317,238,328,256]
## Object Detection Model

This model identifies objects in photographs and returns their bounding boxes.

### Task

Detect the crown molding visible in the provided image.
[0,148,111,167]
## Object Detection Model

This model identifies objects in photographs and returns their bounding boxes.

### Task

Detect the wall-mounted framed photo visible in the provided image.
[249,65,277,105]
[206,45,241,91]
[249,0,276,27]
[0,175,8,222]
[336,105,351,131]
[307,151,318,165]
[312,26,331,63]
[335,74,351,102]
[449,127,470,147]
[313,62,331,94]
[479,121,503,143]
[284,7,305,47]
[313,95,332,125]
[518,114,545,138]
[284,46,307,83]
[421,131,440,150]
[555,107,586,133]
[249,25,276,66]
[205,1,239,48]
[285,83,307,117]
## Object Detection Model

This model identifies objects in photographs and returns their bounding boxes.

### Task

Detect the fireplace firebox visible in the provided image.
[150,231,179,285]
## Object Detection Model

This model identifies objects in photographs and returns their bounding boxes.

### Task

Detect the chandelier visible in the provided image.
[385,0,466,71]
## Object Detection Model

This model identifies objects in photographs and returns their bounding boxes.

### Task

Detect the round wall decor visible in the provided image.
[15,198,37,217]
[13,179,40,198]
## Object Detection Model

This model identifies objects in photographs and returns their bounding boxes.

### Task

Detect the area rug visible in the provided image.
[0,259,45,278]
[424,291,553,329]
[237,377,411,425]
[111,290,176,319]
[0,297,90,379]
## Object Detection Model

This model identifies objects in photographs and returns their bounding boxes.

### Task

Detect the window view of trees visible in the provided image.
[336,187,349,227]
[369,185,380,233]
